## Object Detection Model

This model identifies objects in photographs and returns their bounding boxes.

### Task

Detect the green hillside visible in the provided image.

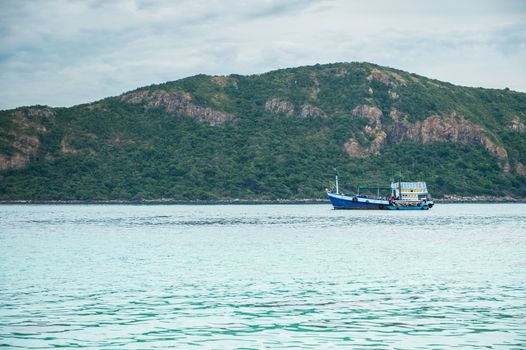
[1,62,525,200]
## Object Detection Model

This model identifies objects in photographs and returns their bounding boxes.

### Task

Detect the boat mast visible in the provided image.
[398,174,402,200]
[335,175,339,194]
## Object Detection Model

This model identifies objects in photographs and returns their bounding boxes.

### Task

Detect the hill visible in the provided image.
[1,62,525,200]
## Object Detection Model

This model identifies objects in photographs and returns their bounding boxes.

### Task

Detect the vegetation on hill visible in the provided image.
[1,62,525,200]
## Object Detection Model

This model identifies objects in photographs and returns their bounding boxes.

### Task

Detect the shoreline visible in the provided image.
[1,196,525,205]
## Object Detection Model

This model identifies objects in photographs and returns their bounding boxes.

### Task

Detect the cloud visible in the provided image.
[0,0,525,109]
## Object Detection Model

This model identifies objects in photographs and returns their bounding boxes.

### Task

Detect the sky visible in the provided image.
[0,0,525,110]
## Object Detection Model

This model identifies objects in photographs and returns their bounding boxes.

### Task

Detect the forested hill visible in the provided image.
[1,62,526,200]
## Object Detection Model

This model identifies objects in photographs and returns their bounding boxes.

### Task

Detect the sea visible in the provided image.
[1,203,525,349]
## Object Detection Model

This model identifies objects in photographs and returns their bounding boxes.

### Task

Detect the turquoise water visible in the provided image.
[1,203,525,349]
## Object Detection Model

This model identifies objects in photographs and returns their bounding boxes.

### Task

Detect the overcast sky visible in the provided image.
[1,0,525,109]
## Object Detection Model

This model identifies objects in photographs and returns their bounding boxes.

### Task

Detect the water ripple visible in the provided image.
[1,204,526,348]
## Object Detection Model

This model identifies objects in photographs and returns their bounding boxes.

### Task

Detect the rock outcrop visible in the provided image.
[507,116,525,132]
[0,135,40,170]
[367,69,390,85]
[345,107,510,172]
[300,104,326,118]
[0,107,54,170]
[352,105,382,125]
[367,68,407,86]
[264,99,326,118]
[121,90,234,126]
[388,112,508,163]
[264,98,295,116]
[344,105,387,157]
[389,113,481,144]
[344,127,387,158]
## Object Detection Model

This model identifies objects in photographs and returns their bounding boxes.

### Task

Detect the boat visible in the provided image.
[326,176,434,210]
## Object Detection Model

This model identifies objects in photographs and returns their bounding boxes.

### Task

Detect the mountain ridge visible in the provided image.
[1,62,525,200]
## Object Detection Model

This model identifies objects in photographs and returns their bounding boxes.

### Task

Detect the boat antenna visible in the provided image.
[333,167,339,194]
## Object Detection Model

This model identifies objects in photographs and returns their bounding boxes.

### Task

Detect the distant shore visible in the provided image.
[438,195,526,203]
[1,196,525,205]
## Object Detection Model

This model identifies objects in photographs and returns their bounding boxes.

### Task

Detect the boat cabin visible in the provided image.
[390,181,429,202]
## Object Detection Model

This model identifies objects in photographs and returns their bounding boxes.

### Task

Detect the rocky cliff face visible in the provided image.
[344,106,511,172]
[300,104,327,118]
[391,111,510,172]
[121,90,234,126]
[0,107,54,170]
[344,105,386,157]
[264,98,295,116]
[264,98,326,118]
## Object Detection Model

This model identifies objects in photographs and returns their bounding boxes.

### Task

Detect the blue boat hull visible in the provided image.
[327,192,388,210]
